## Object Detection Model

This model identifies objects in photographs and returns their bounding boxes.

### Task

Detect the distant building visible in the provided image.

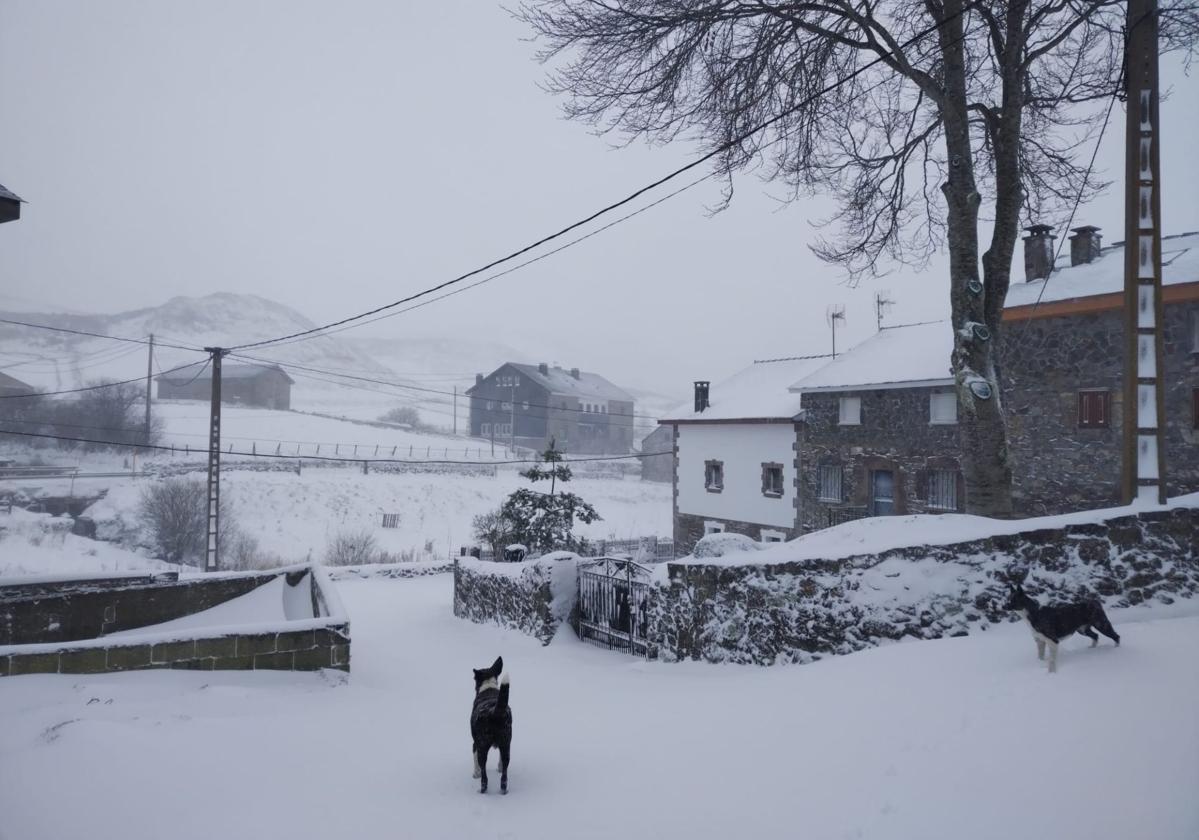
[0,371,35,397]
[0,182,24,224]
[156,363,293,410]
[639,425,674,483]
[466,363,636,455]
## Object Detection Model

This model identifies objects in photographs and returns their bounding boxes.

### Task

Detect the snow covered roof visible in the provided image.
[661,355,832,422]
[507,363,634,402]
[1005,230,1199,308]
[156,363,294,385]
[789,321,952,394]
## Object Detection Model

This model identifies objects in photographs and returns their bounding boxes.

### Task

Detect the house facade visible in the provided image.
[638,425,674,483]
[466,363,635,455]
[660,356,829,551]
[156,363,294,410]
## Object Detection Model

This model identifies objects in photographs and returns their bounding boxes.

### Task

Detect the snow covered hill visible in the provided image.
[1,575,1194,840]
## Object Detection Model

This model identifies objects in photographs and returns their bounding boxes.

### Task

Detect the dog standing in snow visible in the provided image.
[1005,583,1120,673]
[470,656,512,794]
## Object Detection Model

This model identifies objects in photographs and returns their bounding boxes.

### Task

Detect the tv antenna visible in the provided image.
[826,305,846,358]
[875,290,895,330]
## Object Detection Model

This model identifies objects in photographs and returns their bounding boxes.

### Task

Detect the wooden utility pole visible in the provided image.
[453,386,458,435]
[143,333,154,445]
[1122,0,1167,505]
[204,347,226,571]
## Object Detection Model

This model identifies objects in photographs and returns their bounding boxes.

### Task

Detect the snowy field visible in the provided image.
[0,575,1195,840]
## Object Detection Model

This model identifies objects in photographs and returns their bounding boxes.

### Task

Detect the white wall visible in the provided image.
[676,423,798,529]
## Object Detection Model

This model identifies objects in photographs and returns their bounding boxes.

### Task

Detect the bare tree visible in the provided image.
[517,0,1198,515]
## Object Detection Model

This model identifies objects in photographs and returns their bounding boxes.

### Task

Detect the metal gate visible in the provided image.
[576,557,652,656]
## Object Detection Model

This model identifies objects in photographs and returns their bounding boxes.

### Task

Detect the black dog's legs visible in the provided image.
[1094,613,1121,646]
[477,745,489,794]
[1079,626,1099,647]
[499,742,510,794]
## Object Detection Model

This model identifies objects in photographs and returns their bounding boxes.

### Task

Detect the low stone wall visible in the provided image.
[452,554,578,645]
[648,505,1198,665]
[1,566,351,676]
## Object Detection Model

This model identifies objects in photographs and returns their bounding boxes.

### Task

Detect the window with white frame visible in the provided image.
[761,462,784,497]
[929,392,957,424]
[928,469,959,511]
[704,460,724,492]
[760,529,785,543]
[839,396,861,425]
[817,465,844,502]
[703,520,725,535]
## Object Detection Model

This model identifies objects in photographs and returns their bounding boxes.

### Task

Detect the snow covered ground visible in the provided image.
[1,575,1195,840]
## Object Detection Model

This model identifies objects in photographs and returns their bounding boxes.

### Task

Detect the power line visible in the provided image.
[0,359,209,399]
[0,318,201,353]
[227,5,979,353]
[0,428,671,466]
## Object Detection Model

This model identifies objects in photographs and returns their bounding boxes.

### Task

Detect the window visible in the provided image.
[760,529,785,543]
[501,401,512,411]
[761,462,784,497]
[929,392,957,424]
[522,401,530,411]
[818,465,843,502]
[481,423,491,435]
[703,520,725,535]
[486,400,494,410]
[839,396,861,425]
[1078,390,1111,429]
[704,460,724,492]
[927,469,959,511]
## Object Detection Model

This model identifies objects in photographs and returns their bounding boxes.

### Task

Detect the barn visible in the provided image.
[156,363,294,410]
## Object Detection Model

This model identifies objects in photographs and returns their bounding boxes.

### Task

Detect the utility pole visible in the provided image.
[510,384,517,453]
[204,347,226,572]
[143,333,154,445]
[453,387,458,435]
[1122,0,1167,505]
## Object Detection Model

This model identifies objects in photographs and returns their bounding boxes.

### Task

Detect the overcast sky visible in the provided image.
[1,1,1197,396]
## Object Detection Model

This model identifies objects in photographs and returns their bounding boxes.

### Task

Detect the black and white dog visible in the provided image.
[1005,583,1120,673]
[470,656,512,794]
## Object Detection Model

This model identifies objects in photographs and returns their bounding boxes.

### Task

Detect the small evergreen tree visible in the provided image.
[499,440,600,553]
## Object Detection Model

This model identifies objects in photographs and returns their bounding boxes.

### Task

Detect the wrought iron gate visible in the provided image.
[576,557,652,656]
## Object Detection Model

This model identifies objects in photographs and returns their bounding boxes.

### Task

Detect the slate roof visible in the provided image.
[156,363,294,385]
[0,371,35,394]
[488,363,634,402]
[0,183,23,203]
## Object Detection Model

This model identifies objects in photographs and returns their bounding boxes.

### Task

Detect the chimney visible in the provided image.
[570,367,580,380]
[538,363,548,375]
[475,373,483,386]
[1068,225,1102,267]
[694,381,710,413]
[1023,224,1056,282]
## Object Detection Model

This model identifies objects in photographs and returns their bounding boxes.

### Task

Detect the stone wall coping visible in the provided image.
[0,570,180,589]
[0,615,350,658]
[326,560,453,580]
[659,494,1199,574]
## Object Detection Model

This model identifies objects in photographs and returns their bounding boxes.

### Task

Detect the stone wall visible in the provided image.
[799,386,963,530]
[675,512,799,555]
[1001,302,1199,514]
[328,561,452,581]
[452,555,578,645]
[1,566,351,676]
[648,504,1198,665]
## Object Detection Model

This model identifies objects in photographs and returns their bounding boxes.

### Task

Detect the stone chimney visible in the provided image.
[1068,225,1102,267]
[1023,224,1056,282]
[694,381,710,413]
[569,367,580,380]
[475,373,483,387]
[538,362,548,375]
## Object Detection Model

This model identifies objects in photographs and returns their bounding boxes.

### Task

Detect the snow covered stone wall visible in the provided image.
[452,554,579,645]
[647,503,1198,665]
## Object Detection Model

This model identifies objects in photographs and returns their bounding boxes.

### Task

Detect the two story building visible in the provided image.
[466,363,636,455]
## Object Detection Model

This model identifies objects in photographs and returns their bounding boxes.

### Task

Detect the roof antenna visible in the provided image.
[874,290,895,331]
[826,305,846,358]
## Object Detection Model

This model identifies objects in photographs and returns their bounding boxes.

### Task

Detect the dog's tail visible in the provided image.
[493,673,510,719]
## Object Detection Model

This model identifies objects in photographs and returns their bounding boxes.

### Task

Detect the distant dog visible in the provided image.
[1005,584,1120,673]
[470,656,512,794]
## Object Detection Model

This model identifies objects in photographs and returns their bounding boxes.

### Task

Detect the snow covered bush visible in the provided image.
[692,532,763,559]
[325,529,379,566]
[138,478,259,567]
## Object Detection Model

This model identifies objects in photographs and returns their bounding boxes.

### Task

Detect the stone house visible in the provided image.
[466,363,635,455]
[791,321,963,530]
[638,425,674,482]
[659,355,830,551]
[156,363,294,410]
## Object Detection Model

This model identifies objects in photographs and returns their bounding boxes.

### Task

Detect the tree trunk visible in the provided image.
[938,0,1014,517]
